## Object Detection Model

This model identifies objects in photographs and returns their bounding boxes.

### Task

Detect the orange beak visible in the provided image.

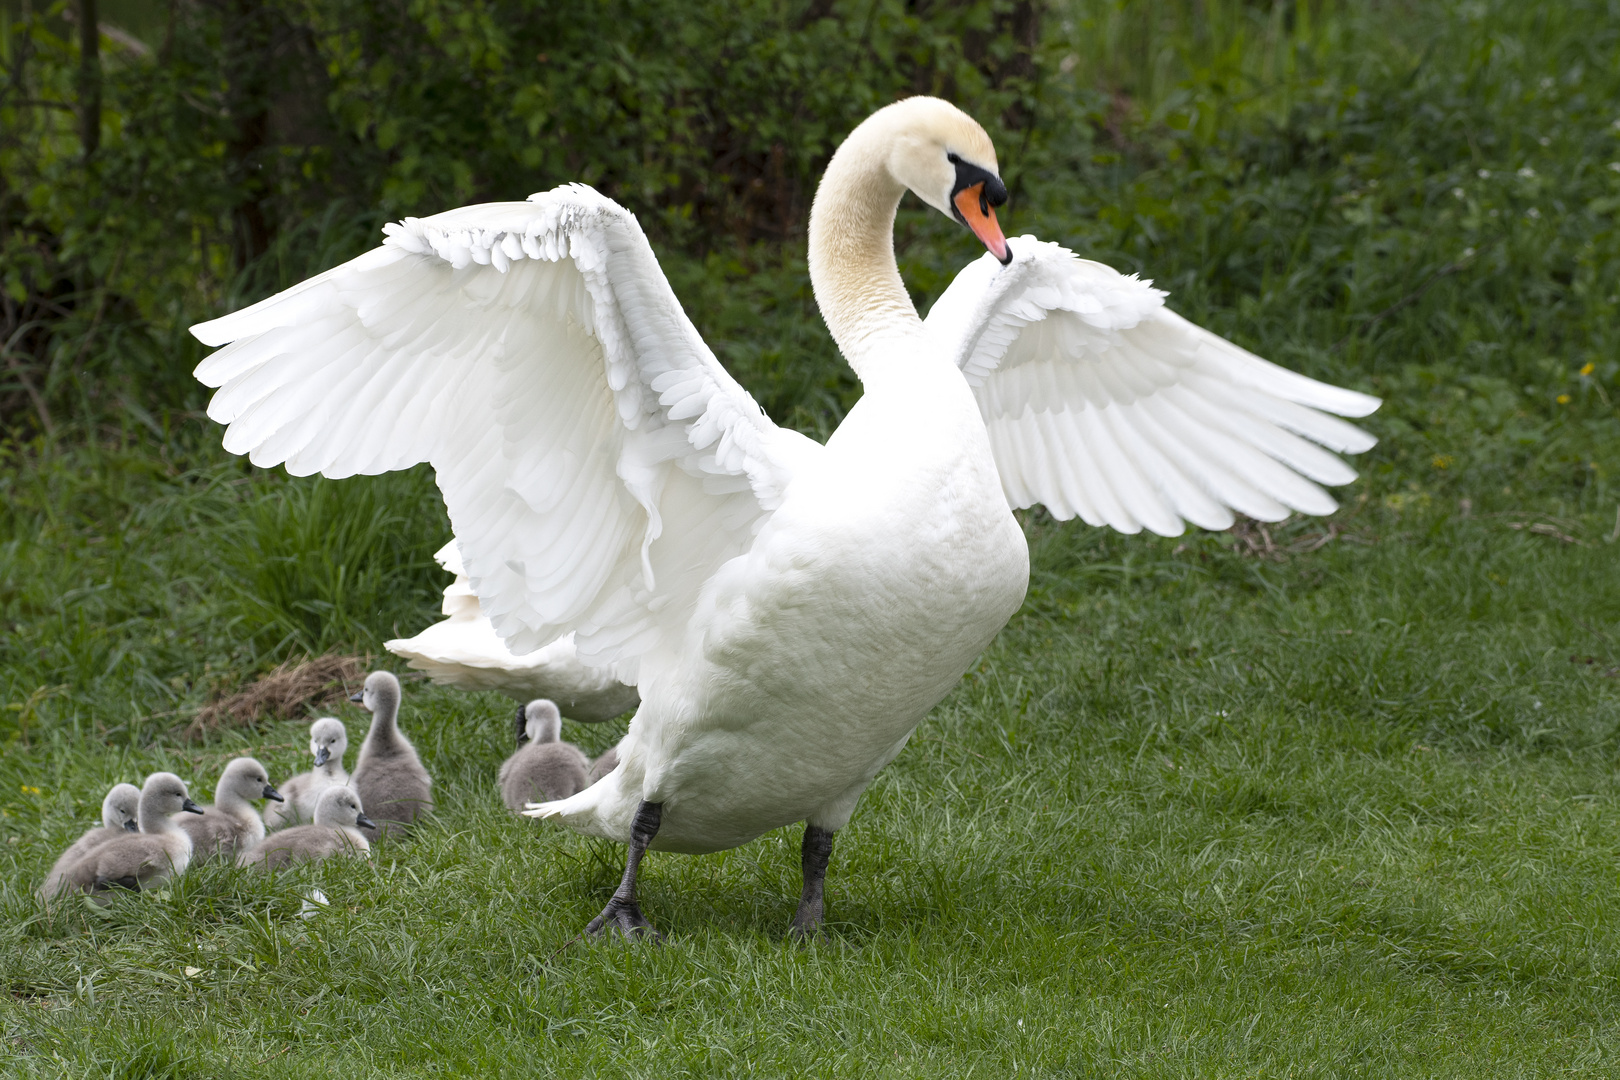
[953,182,1011,264]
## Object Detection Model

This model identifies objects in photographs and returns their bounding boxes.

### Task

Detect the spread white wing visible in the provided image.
[383,540,640,721]
[925,236,1379,536]
[192,185,820,681]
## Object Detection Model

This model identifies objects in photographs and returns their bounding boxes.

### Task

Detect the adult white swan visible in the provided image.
[190,97,1377,939]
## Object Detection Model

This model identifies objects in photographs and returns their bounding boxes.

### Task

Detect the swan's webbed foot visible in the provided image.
[587,896,661,941]
[788,824,834,943]
[586,800,663,943]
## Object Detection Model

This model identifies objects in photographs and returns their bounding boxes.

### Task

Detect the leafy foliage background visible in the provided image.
[5,0,1618,442]
[3,0,1620,701]
[2,0,1052,435]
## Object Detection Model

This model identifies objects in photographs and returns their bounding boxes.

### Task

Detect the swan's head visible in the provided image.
[519,699,562,745]
[312,785,375,830]
[349,670,401,714]
[308,716,348,767]
[143,772,203,817]
[875,97,1011,264]
[102,782,142,832]
[220,756,284,804]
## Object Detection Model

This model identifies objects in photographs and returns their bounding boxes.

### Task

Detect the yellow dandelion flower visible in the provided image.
[1432,454,1455,469]
[1580,362,1595,376]
[1557,394,1571,404]
[20,785,41,796]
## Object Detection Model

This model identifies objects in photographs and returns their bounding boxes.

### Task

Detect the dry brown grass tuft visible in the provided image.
[185,654,367,739]
[1216,516,1375,561]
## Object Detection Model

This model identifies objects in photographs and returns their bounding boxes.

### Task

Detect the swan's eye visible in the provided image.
[948,154,1008,210]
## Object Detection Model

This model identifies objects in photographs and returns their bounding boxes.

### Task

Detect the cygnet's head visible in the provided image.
[312,785,376,831]
[349,670,401,714]
[144,772,203,816]
[102,783,142,832]
[519,699,562,745]
[308,716,348,767]
[218,757,284,804]
[853,96,1010,264]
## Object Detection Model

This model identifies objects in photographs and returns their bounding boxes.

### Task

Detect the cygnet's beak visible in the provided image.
[514,703,529,746]
[123,819,140,832]
[181,798,205,815]
[263,784,284,802]
[348,690,364,704]
[313,746,331,767]
[356,813,377,831]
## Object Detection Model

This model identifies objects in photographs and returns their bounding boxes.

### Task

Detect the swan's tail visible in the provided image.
[524,765,635,843]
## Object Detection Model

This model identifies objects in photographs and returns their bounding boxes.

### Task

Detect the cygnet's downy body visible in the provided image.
[55,773,203,896]
[498,699,589,811]
[266,717,349,829]
[241,786,377,869]
[587,743,621,787]
[178,757,283,861]
[349,671,433,837]
[38,783,141,900]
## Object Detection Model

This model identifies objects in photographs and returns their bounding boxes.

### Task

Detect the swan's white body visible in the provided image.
[385,542,639,721]
[574,341,1028,849]
[190,99,1376,869]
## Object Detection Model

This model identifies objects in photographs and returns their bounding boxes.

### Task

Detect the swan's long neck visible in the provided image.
[808,129,920,380]
[138,793,180,835]
[214,779,251,818]
[366,690,404,752]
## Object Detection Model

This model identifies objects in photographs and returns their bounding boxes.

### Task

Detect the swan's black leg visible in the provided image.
[587,800,663,941]
[789,824,834,941]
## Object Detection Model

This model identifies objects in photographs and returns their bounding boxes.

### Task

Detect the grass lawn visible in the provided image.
[5,0,1620,1074]
[4,473,1620,1077]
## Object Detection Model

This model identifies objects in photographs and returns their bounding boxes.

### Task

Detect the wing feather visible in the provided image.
[1056,409,1121,530]
[1096,404,1186,537]
[928,237,1378,534]
[192,185,814,678]
[1138,393,1292,521]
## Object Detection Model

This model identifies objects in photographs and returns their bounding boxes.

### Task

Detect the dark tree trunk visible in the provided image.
[996,0,1040,130]
[998,0,1040,85]
[960,0,1041,129]
[221,0,274,269]
[77,0,101,160]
